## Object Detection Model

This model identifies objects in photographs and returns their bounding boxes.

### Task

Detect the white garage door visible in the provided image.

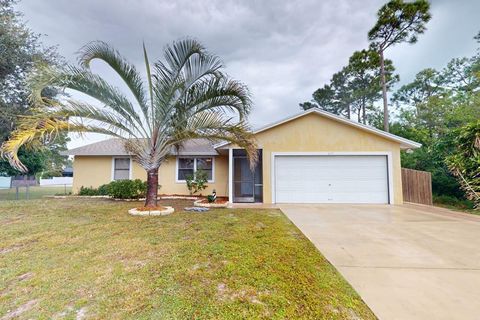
[274,155,389,204]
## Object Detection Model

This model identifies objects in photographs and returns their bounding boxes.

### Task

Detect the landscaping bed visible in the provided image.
[0,198,375,319]
[194,197,229,208]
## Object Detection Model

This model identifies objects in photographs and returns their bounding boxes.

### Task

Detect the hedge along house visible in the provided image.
[66,109,421,205]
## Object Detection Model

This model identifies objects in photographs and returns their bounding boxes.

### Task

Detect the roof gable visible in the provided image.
[216,109,421,149]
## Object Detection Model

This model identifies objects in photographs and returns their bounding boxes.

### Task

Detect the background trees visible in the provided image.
[0,0,68,176]
[300,0,478,209]
[368,0,431,132]
[446,121,480,208]
[300,49,398,125]
[391,36,480,205]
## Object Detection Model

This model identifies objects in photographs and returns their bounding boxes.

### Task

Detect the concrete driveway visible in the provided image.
[279,203,480,320]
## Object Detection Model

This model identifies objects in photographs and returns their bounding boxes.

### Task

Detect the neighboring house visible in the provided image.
[65,109,421,205]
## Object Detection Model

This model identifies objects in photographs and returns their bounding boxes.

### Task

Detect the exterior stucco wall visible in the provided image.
[72,156,112,193]
[155,156,229,196]
[253,113,404,204]
[72,155,228,196]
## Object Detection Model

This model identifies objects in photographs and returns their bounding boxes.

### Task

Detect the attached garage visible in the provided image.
[273,154,391,204]
[216,109,421,205]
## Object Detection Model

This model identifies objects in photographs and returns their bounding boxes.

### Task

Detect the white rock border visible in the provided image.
[128,206,174,216]
[193,200,229,208]
[160,195,200,200]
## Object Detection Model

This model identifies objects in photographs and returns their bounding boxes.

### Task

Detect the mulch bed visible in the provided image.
[195,197,228,204]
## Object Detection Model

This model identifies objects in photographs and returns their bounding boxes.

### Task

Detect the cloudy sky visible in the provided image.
[17,0,480,148]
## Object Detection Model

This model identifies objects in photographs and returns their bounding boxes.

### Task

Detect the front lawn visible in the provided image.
[0,198,375,319]
[0,186,72,201]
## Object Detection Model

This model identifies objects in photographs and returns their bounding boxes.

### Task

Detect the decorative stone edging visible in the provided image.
[193,200,229,208]
[73,195,111,199]
[160,195,200,200]
[128,206,174,216]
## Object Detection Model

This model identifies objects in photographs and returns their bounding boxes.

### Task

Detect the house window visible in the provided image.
[177,157,214,182]
[177,158,195,180]
[113,158,130,180]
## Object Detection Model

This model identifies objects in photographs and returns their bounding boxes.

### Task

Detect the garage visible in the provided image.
[273,154,390,204]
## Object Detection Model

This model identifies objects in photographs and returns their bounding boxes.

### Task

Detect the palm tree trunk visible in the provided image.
[379,50,389,132]
[145,168,159,207]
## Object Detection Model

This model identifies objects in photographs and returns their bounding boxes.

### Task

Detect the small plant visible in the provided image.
[185,170,208,195]
[207,189,217,203]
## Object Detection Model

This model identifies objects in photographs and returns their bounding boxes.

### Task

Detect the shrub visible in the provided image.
[78,186,100,196]
[97,183,111,196]
[185,170,208,195]
[107,179,147,199]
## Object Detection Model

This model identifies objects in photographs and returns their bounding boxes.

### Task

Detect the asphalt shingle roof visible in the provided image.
[63,138,218,156]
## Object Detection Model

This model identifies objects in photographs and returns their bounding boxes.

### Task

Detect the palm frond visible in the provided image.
[1,116,122,172]
[3,38,256,175]
[172,111,258,166]
[29,64,149,138]
[185,76,252,119]
[77,41,150,125]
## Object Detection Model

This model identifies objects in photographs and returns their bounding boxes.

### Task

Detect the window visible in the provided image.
[177,158,194,180]
[113,158,130,180]
[196,158,213,180]
[177,157,214,182]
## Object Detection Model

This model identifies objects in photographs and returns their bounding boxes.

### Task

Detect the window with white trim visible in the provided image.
[177,157,214,182]
[113,158,130,180]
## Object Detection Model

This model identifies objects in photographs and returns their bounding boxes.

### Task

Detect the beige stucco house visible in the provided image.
[67,109,421,205]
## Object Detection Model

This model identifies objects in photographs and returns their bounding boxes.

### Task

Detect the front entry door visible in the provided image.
[233,149,262,203]
[233,157,254,202]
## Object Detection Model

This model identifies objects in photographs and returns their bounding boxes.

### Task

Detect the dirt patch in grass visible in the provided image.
[1,299,39,320]
[0,198,375,319]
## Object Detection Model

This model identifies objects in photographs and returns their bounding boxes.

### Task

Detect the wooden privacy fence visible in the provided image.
[401,168,433,205]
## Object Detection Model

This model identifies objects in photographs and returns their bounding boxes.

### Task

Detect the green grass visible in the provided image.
[433,194,478,215]
[0,198,375,319]
[0,186,72,201]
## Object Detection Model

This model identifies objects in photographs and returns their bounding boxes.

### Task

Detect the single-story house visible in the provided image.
[66,109,421,205]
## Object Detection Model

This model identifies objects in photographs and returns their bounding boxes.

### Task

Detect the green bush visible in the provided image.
[97,183,111,196]
[78,180,147,199]
[78,186,100,196]
[107,179,147,199]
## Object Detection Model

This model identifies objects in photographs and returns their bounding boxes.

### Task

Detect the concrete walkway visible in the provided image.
[279,203,480,320]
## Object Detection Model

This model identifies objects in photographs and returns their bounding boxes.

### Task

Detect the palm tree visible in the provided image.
[1,39,257,207]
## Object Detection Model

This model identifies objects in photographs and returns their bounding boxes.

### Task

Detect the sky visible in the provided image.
[17,0,480,149]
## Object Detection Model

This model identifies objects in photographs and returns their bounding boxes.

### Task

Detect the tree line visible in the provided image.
[300,0,479,208]
[0,0,69,177]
